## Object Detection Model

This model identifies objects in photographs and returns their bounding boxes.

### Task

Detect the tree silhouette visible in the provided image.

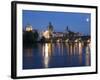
[23,30,39,44]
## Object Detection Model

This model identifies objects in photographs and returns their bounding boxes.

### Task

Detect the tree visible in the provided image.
[23,30,39,44]
[33,30,39,40]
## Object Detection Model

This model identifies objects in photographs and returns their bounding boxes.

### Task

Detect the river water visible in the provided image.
[23,42,90,69]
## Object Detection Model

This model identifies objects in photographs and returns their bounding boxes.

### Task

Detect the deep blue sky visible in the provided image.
[23,10,91,35]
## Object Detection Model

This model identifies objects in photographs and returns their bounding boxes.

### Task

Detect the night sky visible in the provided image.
[23,10,91,35]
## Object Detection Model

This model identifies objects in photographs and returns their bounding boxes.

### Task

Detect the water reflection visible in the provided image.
[42,43,52,68]
[85,44,90,66]
[23,42,91,69]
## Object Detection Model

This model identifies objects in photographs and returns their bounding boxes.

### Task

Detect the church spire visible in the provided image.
[48,22,53,32]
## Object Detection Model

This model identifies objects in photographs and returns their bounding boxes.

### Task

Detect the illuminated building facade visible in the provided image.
[25,24,33,32]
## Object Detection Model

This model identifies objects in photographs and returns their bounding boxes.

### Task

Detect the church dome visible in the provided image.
[25,24,33,32]
[43,30,50,39]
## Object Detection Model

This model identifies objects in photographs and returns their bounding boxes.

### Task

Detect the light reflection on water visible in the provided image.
[23,42,91,69]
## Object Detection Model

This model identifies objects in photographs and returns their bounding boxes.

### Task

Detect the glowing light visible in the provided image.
[86,18,89,22]
[26,25,33,32]
[85,46,90,66]
[43,43,52,68]
[57,39,60,43]
[75,39,78,42]
[87,39,90,43]
[65,39,69,42]
[43,30,50,39]
[43,43,49,68]
[86,46,89,55]
[79,42,82,55]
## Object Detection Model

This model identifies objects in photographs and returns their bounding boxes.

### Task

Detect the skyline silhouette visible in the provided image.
[23,10,91,35]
